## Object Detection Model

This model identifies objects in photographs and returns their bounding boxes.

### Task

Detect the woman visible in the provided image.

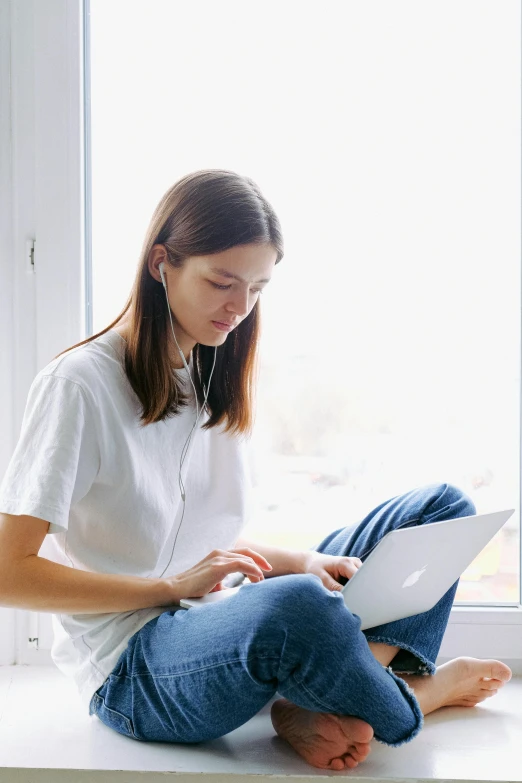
[0,170,511,772]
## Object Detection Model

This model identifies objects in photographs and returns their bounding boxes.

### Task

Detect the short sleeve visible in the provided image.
[0,374,100,533]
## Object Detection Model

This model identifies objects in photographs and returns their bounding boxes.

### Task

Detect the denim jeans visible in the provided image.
[89,483,475,747]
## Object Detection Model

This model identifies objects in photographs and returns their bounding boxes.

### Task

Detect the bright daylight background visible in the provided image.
[89,0,521,604]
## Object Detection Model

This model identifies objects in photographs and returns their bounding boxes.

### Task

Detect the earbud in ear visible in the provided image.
[158,262,167,290]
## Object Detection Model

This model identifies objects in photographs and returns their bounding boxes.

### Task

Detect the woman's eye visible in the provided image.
[209,281,263,295]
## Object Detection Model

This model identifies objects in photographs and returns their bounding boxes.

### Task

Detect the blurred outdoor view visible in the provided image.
[89,0,521,604]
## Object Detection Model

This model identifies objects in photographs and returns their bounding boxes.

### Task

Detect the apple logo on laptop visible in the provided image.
[402,564,428,588]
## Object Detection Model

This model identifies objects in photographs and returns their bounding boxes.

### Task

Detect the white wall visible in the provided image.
[0,0,37,461]
[0,0,15,665]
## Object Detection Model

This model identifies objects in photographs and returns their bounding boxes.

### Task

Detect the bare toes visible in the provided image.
[490,662,512,682]
[481,678,504,691]
[350,747,370,762]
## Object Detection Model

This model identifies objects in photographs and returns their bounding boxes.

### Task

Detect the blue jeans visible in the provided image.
[89,483,475,747]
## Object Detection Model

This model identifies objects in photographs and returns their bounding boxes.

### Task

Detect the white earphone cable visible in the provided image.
[157,261,217,578]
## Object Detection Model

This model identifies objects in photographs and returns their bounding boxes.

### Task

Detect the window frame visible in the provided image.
[0,0,86,665]
[1,0,521,669]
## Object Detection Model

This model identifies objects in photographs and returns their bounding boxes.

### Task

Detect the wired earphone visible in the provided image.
[157,260,217,577]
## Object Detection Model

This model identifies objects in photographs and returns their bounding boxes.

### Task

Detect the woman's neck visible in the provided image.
[111,321,190,370]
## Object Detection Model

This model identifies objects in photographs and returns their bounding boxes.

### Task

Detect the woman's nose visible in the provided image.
[226,288,250,316]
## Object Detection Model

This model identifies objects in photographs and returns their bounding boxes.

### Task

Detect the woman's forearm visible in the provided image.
[235,536,309,578]
[0,555,168,614]
[0,540,310,615]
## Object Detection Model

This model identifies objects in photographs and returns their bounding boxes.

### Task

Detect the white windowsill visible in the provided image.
[449,606,522,624]
[0,666,521,783]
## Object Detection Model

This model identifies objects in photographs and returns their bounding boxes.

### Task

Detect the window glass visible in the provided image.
[90,0,521,603]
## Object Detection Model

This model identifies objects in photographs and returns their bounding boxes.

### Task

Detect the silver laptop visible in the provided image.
[180,509,514,628]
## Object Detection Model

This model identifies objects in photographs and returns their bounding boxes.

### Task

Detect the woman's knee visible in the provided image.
[427,482,476,518]
[249,572,327,612]
[245,573,354,635]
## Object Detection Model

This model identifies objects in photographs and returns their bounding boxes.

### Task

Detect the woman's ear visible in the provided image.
[148,244,169,283]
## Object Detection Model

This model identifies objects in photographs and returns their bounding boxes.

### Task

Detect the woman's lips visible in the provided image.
[212,320,235,332]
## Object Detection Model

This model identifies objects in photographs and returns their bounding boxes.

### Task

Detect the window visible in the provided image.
[90,0,520,605]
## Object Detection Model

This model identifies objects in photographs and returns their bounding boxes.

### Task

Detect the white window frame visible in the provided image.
[0,0,85,666]
[1,0,521,670]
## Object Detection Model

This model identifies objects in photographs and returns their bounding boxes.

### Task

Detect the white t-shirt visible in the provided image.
[0,330,251,707]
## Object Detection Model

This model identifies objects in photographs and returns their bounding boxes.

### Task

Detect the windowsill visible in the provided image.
[0,666,521,783]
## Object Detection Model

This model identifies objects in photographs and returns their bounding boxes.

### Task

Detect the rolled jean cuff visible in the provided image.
[365,634,436,676]
[375,669,424,747]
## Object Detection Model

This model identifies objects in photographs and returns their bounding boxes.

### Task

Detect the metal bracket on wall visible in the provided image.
[26,238,35,274]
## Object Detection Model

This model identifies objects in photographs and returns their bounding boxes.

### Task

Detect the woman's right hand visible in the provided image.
[161,548,273,604]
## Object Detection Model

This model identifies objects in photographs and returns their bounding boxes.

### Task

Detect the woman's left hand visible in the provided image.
[301,551,362,592]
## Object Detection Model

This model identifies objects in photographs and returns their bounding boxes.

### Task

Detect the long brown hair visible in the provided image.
[57,170,284,433]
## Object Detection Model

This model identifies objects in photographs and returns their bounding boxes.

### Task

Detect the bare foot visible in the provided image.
[271,698,374,771]
[399,657,512,715]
